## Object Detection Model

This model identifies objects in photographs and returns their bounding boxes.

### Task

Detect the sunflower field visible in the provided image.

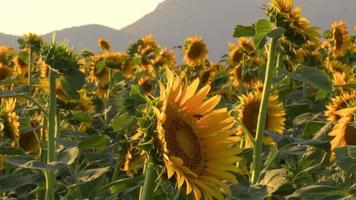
[0,0,355,199]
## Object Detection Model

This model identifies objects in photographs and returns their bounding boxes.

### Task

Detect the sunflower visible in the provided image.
[0,98,20,147]
[0,46,13,65]
[97,37,111,51]
[325,60,353,78]
[154,68,241,200]
[229,63,258,88]
[13,55,28,84]
[183,36,208,67]
[228,37,255,65]
[200,63,222,85]
[153,49,176,67]
[325,91,356,123]
[137,34,159,56]
[329,107,356,151]
[139,76,153,94]
[122,146,145,176]
[330,21,351,58]
[0,63,12,81]
[269,0,320,44]
[39,63,69,101]
[19,131,40,155]
[236,91,286,148]
[331,72,356,92]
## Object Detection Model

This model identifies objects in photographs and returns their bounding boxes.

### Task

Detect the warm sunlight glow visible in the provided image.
[1,0,165,35]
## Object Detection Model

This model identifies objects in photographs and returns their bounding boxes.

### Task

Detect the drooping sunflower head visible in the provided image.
[329,107,356,151]
[13,55,28,84]
[269,0,320,45]
[236,91,286,148]
[18,33,44,53]
[229,63,258,88]
[330,21,351,58]
[0,98,20,147]
[325,59,353,80]
[153,49,176,67]
[200,63,222,85]
[325,91,356,123]
[137,34,159,56]
[154,67,241,200]
[122,145,145,176]
[183,36,208,67]
[90,54,109,86]
[97,37,111,51]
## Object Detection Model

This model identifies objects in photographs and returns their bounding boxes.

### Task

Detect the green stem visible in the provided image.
[140,154,156,200]
[45,69,58,200]
[251,38,278,184]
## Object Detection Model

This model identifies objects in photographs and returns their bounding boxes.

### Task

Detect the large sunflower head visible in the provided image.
[330,21,351,58]
[325,60,353,81]
[325,91,356,123]
[154,67,241,200]
[236,91,286,148]
[329,107,356,151]
[183,36,208,67]
[268,0,320,45]
[0,98,20,147]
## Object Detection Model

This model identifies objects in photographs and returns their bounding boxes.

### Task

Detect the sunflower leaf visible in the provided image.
[233,25,256,38]
[335,146,356,174]
[58,76,80,100]
[287,185,350,200]
[78,135,111,152]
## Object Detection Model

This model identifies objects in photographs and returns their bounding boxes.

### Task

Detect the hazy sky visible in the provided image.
[2,0,165,35]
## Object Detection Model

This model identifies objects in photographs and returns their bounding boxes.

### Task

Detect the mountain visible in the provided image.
[0,0,356,60]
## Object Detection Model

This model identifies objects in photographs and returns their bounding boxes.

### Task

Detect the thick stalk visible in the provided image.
[139,154,156,200]
[45,69,58,200]
[251,38,278,184]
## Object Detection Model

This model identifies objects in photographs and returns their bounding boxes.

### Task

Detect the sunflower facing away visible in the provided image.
[236,90,286,148]
[269,0,320,44]
[97,37,111,51]
[330,21,351,58]
[0,98,20,147]
[329,107,356,151]
[154,68,241,200]
[183,36,208,67]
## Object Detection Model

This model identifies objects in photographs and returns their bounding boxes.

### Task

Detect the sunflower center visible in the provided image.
[163,110,202,171]
[242,101,260,135]
[345,124,356,145]
[188,43,204,59]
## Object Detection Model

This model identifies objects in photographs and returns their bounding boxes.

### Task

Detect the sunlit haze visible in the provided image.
[1,0,165,35]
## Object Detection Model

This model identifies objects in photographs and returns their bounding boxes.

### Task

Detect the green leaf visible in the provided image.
[0,85,29,97]
[335,146,356,174]
[78,135,111,151]
[102,175,144,194]
[63,68,85,91]
[280,66,332,90]
[18,51,30,65]
[96,60,106,74]
[59,146,79,165]
[72,112,91,123]
[0,173,41,193]
[293,139,330,152]
[6,155,57,172]
[129,84,146,103]
[0,146,26,155]
[254,19,272,48]
[261,169,291,194]
[76,167,111,183]
[288,185,349,200]
[267,27,285,38]
[59,76,80,100]
[82,152,115,162]
[111,113,135,131]
[232,185,268,200]
[233,25,255,38]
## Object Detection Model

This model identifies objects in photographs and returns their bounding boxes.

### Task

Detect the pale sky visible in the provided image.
[2,0,165,35]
